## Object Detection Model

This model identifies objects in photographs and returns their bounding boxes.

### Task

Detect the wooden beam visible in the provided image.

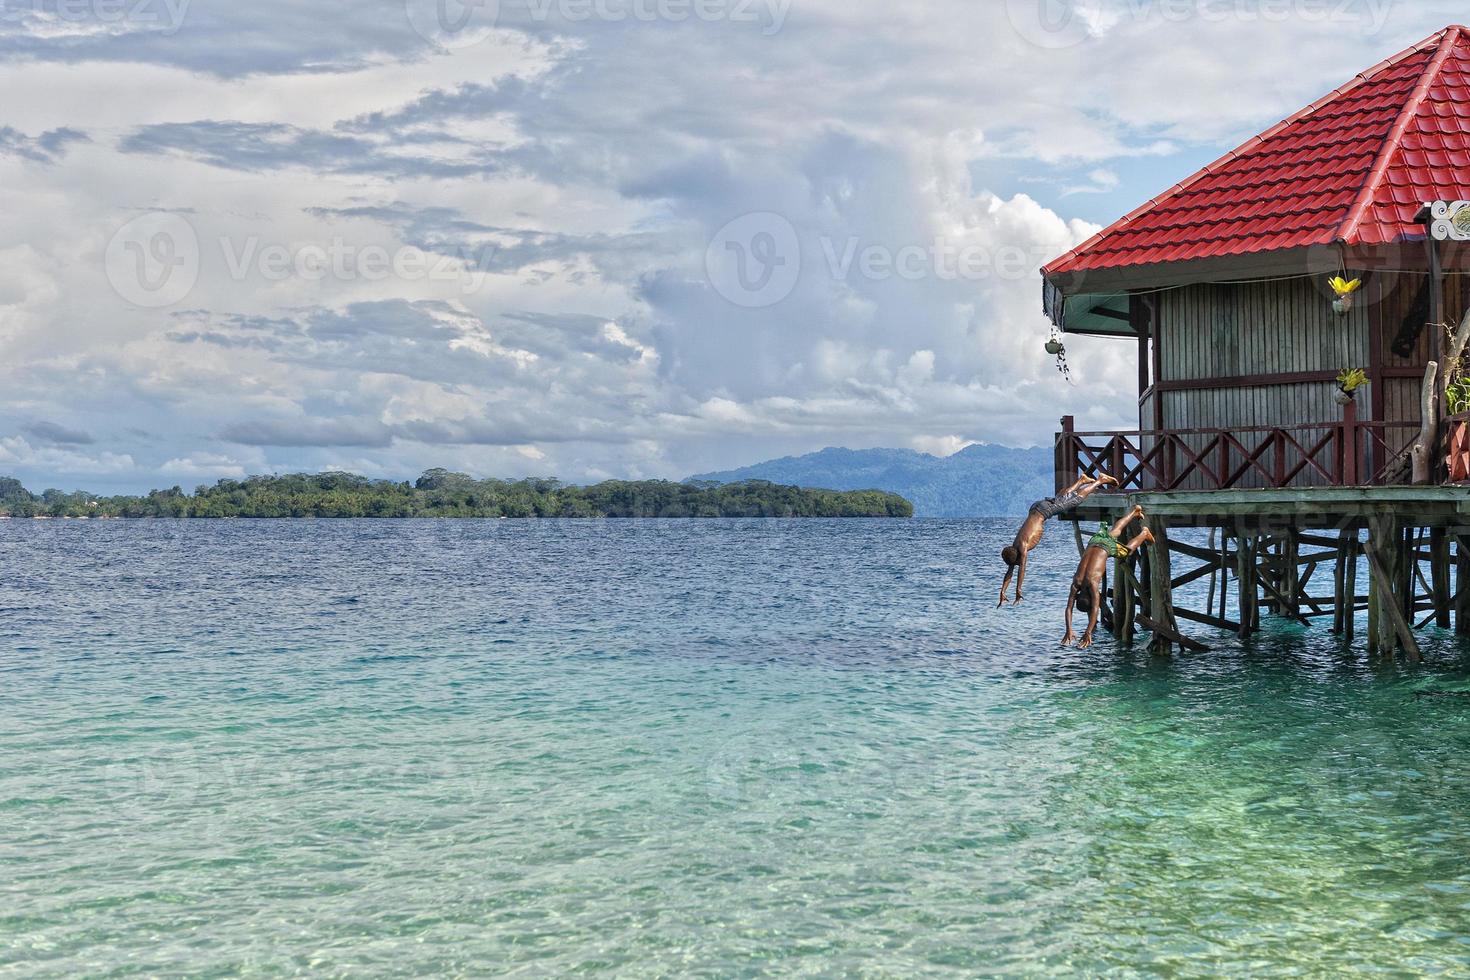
[1137,613,1210,653]
[1152,370,1340,393]
[1257,572,1311,627]
[1174,606,1242,633]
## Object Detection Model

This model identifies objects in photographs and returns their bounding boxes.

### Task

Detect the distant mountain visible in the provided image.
[691,445,1055,518]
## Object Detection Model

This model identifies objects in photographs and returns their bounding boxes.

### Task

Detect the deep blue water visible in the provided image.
[5,519,1470,975]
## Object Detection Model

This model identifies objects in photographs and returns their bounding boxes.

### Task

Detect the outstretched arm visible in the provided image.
[1062,582,1078,646]
[1078,583,1102,649]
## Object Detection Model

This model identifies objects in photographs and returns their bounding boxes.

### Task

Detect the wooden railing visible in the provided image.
[1056,408,1423,494]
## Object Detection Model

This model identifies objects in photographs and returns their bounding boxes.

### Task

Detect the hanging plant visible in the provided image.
[1445,329,1470,416]
[1334,367,1368,405]
[1329,276,1362,315]
[1045,328,1072,383]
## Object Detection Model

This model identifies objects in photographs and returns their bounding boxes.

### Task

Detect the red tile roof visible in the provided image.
[1044,25,1470,278]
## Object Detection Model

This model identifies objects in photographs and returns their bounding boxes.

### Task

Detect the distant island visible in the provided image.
[694,444,1053,518]
[0,470,913,519]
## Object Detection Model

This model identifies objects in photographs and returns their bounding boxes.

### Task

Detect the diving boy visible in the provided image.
[998,473,1117,606]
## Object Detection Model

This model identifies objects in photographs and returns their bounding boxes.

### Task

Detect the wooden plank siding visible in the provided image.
[1156,279,1369,388]
[1151,277,1386,490]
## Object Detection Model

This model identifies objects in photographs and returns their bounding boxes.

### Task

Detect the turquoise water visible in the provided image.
[5,520,1470,975]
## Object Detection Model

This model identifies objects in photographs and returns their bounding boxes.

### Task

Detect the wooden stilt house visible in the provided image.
[1045,24,1470,492]
[1039,26,1470,659]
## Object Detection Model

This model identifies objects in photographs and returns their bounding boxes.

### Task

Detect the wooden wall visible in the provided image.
[1156,278,1369,389]
[1150,274,1470,431]
[1149,276,1403,489]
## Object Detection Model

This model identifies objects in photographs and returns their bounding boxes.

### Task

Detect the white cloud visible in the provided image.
[0,0,1461,490]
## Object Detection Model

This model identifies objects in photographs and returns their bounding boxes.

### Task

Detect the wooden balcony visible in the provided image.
[1055,406,1424,494]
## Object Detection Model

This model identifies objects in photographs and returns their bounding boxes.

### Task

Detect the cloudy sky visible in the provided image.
[0,0,1461,490]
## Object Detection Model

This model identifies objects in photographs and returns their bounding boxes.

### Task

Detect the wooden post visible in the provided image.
[1365,523,1421,663]
[1432,528,1452,629]
[1284,530,1301,619]
[1109,562,1122,642]
[1235,525,1257,637]
[1057,415,1076,493]
[1116,557,1139,645]
[1219,531,1231,622]
[1342,397,1360,486]
[1344,531,1358,647]
[1206,527,1219,618]
[1332,529,1349,635]
[1412,361,1441,485]
[1399,527,1415,627]
[1456,534,1470,636]
[1148,516,1177,654]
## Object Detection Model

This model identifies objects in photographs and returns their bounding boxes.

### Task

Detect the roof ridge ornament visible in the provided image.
[1426,201,1470,242]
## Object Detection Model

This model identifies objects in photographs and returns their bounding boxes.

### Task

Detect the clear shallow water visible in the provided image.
[4,519,1470,976]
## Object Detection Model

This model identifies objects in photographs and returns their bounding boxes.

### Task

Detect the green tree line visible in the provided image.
[0,471,913,519]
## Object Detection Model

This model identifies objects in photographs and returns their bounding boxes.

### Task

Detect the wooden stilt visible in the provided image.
[1116,557,1139,645]
[1206,527,1219,619]
[1148,516,1178,655]
[1235,525,1258,637]
[1343,531,1358,647]
[1432,528,1452,629]
[1284,529,1302,622]
[1332,529,1348,635]
[1219,533,1231,622]
[1364,514,1422,667]
[1456,533,1470,636]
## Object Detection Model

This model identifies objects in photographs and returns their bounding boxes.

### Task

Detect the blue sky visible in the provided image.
[0,0,1461,492]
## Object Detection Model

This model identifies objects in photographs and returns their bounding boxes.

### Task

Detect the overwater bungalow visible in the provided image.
[1042,25,1470,659]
